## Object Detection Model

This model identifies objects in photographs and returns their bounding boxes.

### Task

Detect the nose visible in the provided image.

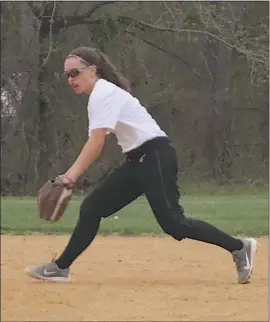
[68,77,73,85]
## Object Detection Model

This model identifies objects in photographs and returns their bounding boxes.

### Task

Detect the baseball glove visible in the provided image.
[37,176,74,222]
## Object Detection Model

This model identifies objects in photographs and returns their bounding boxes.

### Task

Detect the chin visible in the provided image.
[73,88,83,95]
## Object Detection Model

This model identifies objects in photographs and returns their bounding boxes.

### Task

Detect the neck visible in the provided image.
[86,77,99,95]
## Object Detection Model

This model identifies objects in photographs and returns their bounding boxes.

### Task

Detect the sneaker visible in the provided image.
[232,237,257,284]
[25,261,70,282]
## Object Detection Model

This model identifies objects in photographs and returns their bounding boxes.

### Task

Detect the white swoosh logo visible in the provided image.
[44,269,58,276]
[243,253,251,270]
[139,154,146,163]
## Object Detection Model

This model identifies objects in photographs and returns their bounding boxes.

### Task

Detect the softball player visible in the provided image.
[25,46,257,284]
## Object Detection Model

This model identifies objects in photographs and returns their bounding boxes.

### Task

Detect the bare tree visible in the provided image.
[1,1,268,194]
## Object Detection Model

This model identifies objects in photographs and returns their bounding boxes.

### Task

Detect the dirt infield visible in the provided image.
[1,235,268,321]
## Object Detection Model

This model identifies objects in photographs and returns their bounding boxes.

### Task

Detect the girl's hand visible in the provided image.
[58,174,75,188]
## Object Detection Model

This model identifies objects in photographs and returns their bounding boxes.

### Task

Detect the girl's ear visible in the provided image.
[90,65,98,75]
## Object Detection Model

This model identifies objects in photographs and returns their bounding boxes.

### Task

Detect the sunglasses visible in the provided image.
[63,66,89,78]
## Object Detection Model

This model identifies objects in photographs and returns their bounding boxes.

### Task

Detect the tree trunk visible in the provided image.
[37,2,57,185]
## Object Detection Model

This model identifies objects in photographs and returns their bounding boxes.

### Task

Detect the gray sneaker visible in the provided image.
[232,237,257,284]
[25,262,70,282]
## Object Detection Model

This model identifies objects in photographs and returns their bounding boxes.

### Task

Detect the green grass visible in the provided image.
[1,185,269,237]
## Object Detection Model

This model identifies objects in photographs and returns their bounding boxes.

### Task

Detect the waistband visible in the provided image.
[124,136,171,162]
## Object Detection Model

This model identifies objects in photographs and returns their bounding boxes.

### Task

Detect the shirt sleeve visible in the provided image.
[88,85,125,133]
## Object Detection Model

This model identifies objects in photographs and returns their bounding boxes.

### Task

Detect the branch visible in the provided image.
[40,1,57,69]
[27,2,43,19]
[73,3,82,16]
[162,1,181,30]
[53,1,117,29]
[118,16,268,65]
[80,1,118,19]
[125,31,201,81]
[199,52,214,81]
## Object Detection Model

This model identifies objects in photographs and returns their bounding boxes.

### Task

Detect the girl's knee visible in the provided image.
[79,197,102,224]
[159,208,189,241]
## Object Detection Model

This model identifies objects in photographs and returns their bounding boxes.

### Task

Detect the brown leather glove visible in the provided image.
[37,176,74,222]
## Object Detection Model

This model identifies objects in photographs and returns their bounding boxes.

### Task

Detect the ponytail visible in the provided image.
[97,50,131,93]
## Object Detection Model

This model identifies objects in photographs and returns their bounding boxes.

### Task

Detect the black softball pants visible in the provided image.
[56,137,243,269]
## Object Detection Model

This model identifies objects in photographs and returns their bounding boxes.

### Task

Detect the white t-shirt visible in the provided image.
[87,78,167,152]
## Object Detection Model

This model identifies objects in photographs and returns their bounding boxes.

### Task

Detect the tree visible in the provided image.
[1,1,268,195]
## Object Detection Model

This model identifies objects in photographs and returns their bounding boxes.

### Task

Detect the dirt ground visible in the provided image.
[1,235,268,321]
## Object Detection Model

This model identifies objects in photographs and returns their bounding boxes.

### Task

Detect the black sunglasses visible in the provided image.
[63,67,89,78]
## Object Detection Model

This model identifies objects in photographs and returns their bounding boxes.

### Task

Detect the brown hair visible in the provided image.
[68,46,131,92]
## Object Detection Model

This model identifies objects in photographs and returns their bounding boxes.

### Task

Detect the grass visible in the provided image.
[1,184,269,237]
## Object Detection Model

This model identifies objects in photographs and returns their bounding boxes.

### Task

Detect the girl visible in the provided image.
[25,46,257,284]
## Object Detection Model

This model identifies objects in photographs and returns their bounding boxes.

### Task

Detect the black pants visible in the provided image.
[56,137,243,269]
